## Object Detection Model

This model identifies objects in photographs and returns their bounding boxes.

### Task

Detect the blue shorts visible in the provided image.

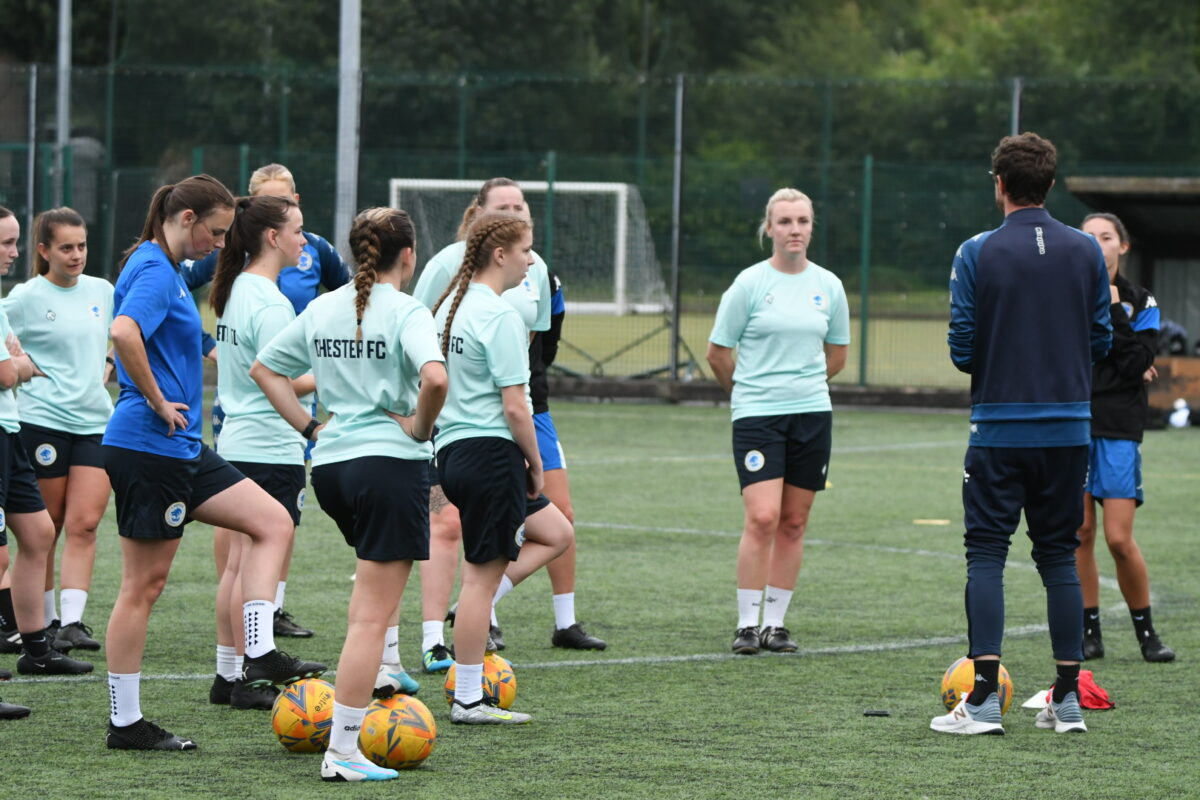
[1086,438,1143,505]
[534,411,566,472]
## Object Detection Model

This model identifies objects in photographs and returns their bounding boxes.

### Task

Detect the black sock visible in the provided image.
[1129,605,1155,643]
[0,588,15,633]
[21,629,51,658]
[1083,606,1101,639]
[966,659,999,705]
[1053,663,1080,703]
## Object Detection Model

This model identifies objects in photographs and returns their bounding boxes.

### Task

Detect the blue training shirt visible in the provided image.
[104,241,206,458]
[948,207,1112,447]
[183,231,350,314]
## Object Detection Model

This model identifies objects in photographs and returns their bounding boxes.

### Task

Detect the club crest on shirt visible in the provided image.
[35,443,57,466]
[764,293,774,304]
[45,309,56,321]
[811,294,826,309]
[1121,302,1134,317]
[164,501,186,527]
[91,304,101,318]
[296,251,313,271]
[744,450,765,472]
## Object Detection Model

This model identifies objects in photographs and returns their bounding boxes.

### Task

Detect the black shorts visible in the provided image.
[437,437,550,565]
[227,461,306,528]
[732,411,832,492]
[311,457,430,562]
[19,422,104,479]
[0,431,48,545]
[103,444,245,540]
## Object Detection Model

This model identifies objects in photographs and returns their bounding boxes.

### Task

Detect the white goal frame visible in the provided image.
[389,178,662,314]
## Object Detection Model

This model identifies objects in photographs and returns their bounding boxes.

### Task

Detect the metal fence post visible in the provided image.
[818,78,833,268]
[238,143,250,193]
[457,73,468,179]
[668,73,685,381]
[858,154,873,387]
[544,150,556,270]
[25,65,38,275]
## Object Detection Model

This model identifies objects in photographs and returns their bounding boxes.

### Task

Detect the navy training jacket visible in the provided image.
[948,207,1112,447]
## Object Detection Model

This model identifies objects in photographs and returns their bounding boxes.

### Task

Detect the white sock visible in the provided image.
[552,592,576,630]
[454,662,484,706]
[59,589,88,626]
[490,606,499,628]
[235,654,244,677]
[492,575,514,608]
[421,620,444,653]
[216,645,238,681]
[762,585,794,628]
[242,599,276,658]
[737,588,763,628]
[381,625,400,665]
[274,581,287,609]
[108,672,142,727]
[44,590,58,624]
[329,701,368,754]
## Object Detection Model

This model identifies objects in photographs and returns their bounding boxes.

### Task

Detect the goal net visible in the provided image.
[389,178,668,314]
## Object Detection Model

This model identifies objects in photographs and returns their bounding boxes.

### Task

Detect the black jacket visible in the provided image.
[1091,273,1159,442]
[529,272,564,415]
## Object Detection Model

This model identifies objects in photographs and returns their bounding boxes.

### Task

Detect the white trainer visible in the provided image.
[450,700,531,725]
[373,662,420,698]
[320,748,399,782]
[1035,691,1087,733]
[930,693,1005,735]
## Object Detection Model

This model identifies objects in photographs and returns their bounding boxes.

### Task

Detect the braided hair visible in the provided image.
[347,207,416,341]
[433,211,531,358]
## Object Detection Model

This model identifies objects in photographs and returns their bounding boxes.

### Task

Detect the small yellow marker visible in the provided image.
[913,519,951,526]
[825,480,833,489]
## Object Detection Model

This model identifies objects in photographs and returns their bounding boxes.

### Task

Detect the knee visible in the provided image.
[64,515,100,543]
[777,512,809,542]
[555,501,575,526]
[249,506,295,546]
[1107,537,1140,563]
[430,510,461,546]
[744,509,780,538]
[125,571,171,606]
[1076,521,1097,547]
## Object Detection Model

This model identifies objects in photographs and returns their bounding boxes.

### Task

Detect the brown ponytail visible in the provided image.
[454,177,520,241]
[434,211,531,358]
[210,195,297,318]
[347,207,416,341]
[120,173,234,270]
[32,207,86,277]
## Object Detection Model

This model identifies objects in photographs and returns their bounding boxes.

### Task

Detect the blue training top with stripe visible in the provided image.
[182,231,350,314]
[948,207,1112,448]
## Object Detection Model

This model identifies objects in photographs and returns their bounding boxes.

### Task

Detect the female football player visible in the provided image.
[3,208,113,653]
[1075,212,1173,663]
[706,188,850,655]
[103,175,324,751]
[253,206,447,780]
[431,211,573,724]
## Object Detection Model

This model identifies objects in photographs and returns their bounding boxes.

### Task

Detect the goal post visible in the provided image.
[388,178,668,315]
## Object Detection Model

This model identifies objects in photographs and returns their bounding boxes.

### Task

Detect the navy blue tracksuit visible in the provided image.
[948,207,1112,660]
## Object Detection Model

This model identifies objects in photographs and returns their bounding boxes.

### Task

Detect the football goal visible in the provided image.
[388,178,668,314]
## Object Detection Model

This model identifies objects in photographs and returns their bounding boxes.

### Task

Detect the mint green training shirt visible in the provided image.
[0,306,18,434]
[2,274,114,434]
[256,282,445,467]
[412,240,552,333]
[432,282,531,452]
[215,272,305,465]
[709,260,851,421]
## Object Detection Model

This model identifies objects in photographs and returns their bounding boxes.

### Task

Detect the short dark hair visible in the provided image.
[991,132,1057,206]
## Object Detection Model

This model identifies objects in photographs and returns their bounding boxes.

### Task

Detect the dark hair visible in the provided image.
[434,211,531,358]
[991,132,1057,207]
[455,177,521,241]
[348,207,417,342]
[1081,212,1129,245]
[121,173,234,269]
[32,207,86,278]
[0,206,12,220]
[210,195,298,317]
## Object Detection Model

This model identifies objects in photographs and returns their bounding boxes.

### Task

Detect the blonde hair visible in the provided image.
[757,187,814,247]
[434,212,531,358]
[455,177,521,241]
[248,163,297,196]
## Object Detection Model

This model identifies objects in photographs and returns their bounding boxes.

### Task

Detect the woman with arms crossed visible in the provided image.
[1075,212,1174,663]
[103,175,324,751]
[706,188,850,655]
[253,207,447,780]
